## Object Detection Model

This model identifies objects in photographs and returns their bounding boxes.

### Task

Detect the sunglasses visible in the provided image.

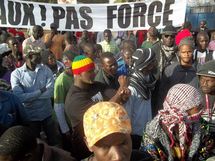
[164,35,175,38]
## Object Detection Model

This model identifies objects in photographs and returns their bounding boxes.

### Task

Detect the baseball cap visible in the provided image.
[161,25,177,35]
[83,102,131,147]
[196,60,215,78]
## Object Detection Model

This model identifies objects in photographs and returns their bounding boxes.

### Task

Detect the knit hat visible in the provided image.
[132,48,156,71]
[196,60,215,78]
[83,102,131,148]
[72,55,95,75]
[23,44,42,57]
[161,25,177,35]
[175,29,192,46]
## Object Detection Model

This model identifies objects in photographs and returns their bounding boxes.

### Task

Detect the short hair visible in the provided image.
[83,42,95,51]
[103,29,111,35]
[100,52,114,62]
[120,40,136,51]
[0,126,37,159]
[64,31,77,45]
[122,48,133,56]
[200,20,207,25]
[95,44,102,51]
[148,26,159,37]
[40,49,54,65]
[32,25,43,34]
[62,50,78,62]
[183,21,192,29]
[197,31,209,41]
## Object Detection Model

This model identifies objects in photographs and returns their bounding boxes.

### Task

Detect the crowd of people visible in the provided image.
[0,19,215,161]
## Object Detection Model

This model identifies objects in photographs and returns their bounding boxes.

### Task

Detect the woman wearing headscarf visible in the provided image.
[141,84,203,161]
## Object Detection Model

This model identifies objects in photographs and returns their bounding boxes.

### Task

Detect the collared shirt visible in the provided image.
[99,40,119,55]
[22,36,46,51]
[11,63,54,121]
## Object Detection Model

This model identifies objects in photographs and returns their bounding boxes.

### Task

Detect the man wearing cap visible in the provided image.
[22,25,46,51]
[195,60,215,160]
[10,45,61,146]
[151,25,178,115]
[44,23,65,60]
[83,102,152,161]
[152,24,178,79]
[65,55,130,160]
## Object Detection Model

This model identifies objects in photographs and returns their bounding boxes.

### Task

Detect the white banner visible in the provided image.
[0,0,187,31]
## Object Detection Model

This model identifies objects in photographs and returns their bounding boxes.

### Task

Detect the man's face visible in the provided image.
[84,46,96,60]
[179,44,193,65]
[122,51,132,66]
[162,34,175,47]
[79,68,95,84]
[29,52,41,65]
[102,57,118,76]
[197,35,209,50]
[8,39,19,54]
[199,76,215,95]
[200,21,206,29]
[62,56,72,75]
[48,54,56,66]
[33,27,43,40]
[91,133,132,161]
[104,32,112,43]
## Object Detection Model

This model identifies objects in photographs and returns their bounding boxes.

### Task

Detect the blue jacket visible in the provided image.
[0,90,27,129]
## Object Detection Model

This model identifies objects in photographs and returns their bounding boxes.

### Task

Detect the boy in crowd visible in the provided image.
[193,31,215,64]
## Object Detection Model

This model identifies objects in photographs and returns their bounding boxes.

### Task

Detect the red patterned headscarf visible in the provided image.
[158,84,203,159]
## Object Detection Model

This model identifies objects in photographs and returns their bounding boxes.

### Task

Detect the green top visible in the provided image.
[141,40,153,49]
[54,72,74,104]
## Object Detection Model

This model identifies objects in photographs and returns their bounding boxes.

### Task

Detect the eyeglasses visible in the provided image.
[164,35,175,39]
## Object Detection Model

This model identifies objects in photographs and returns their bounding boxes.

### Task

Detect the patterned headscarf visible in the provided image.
[158,84,203,159]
